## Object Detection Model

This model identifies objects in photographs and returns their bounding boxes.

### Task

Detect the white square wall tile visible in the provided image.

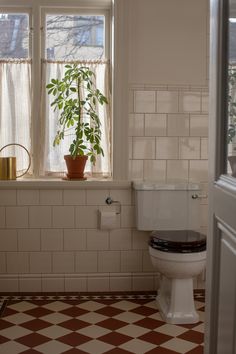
[52,206,75,228]
[40,190,63,205]
[179,91,201,113]
[75,251,98,272]
[29,252,52,273]
[132,230,149,250]
[156,91,178,113]
[63,190,86,205]
[87,230,109,250]
[200,204,208,228]
[52,252,75,273]
[18,229,40,251]
[98,251,121,272]
[201,92,209,112]
[167,160,189,182]
[189,160,208,182]
[156,137,179,159]
[109,190,132,206]
[190,115,208,137]
[29,206,52,228]
[128,160,144,180]
[0,278,19,292]
[17,190,39,205]
[132,276,154,291]
[129,138,133,159]
[110,276,132,291]
[167,114,190,136]
[134,91,156,113]
[41,229,63,251]
[179,137,200,159]
[7,252,29,273]
[143,160,166,181]
[0,229,17,251]
[87,277,110,292]
[201,138,208,159]
[0,207,5,227]
[19,278,42,292]
[6,207,28,228]
[144,114,167,136]
[75,206,98,228]
[133,137,155,159]
[142,251,155,272]
[0,190,16,205]
[42,278,65,292]
[0,253,6,273]
[129,114,145,136]
[121,206,135,228]
[121,250,143,272]
[65,277,87,292]
[110,229,132,250]
[64,229,86,250]
[86,190,109,205]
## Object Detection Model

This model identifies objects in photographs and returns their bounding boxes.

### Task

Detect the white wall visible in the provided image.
[128,0,208,86]
[0,0,209,292]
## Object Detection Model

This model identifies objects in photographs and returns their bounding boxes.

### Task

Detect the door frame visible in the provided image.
[205,0,236,352]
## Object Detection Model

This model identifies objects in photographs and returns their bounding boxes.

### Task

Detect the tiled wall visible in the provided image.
[129,86,209,184]
[0,184,206,292]
[0,87,208,293]
[0,187,162,292]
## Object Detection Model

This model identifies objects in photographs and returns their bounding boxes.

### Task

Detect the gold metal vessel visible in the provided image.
[0,157,17,180]
[0,143,31,180]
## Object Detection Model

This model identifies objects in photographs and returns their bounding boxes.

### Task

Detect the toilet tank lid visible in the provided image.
[132,181,200,191]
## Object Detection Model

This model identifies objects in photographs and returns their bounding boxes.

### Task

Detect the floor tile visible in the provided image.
[0,325,31,339]
[161,338,198,353]
[79,324,111,338]
[78,338,114,354]
[155,324,188,337]
[37,325,71,339]
[119,338,156,353]
[34,339,71,354]
[0,292,205,354]
[116,324,150,337]
[0,340,28,354]
[16,332,51,347]
[139,330,172,345]
[178,330,204,344]
[98,332,132,346]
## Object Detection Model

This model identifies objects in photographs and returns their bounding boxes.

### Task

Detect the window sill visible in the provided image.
[0,178,131,190]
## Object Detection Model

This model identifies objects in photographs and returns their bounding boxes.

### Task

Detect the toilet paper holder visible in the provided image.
[105,197,121,214]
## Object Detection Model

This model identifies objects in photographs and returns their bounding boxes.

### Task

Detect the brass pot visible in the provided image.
[0,144,31,180]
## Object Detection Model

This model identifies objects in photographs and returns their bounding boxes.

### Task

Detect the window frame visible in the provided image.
[0,0,129,181]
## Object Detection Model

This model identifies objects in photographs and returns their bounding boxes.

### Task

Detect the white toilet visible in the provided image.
[133,181,206,325]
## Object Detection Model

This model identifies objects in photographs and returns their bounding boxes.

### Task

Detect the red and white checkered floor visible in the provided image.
[0,292,204,354]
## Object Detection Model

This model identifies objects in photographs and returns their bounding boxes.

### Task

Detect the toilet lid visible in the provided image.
[149,230,206,253]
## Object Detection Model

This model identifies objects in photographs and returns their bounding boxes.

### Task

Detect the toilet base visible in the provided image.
[156,275,199,324]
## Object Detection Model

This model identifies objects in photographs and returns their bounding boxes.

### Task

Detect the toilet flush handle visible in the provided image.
[191,194,208,199]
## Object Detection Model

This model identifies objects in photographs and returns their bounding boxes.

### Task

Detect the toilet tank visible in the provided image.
[133,181,201,231]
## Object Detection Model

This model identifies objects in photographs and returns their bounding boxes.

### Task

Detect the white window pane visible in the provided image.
[0,13,29,58]
[46,15,104,60]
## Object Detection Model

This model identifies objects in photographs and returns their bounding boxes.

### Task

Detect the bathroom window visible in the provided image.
[0,10,32,173]
[0,2,111,178]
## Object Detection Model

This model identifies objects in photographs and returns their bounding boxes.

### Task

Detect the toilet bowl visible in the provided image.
[149,230,206,324]
[133,181,207,324]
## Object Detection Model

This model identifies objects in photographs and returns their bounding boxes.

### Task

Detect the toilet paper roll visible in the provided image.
[99,210,117,230]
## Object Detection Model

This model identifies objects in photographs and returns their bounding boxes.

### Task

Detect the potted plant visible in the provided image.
[46,64,108,179]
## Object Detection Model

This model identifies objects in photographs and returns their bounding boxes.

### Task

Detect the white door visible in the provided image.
[205,0,236,353]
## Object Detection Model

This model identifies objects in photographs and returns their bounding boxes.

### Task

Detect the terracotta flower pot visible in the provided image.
[64,155,88,180]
